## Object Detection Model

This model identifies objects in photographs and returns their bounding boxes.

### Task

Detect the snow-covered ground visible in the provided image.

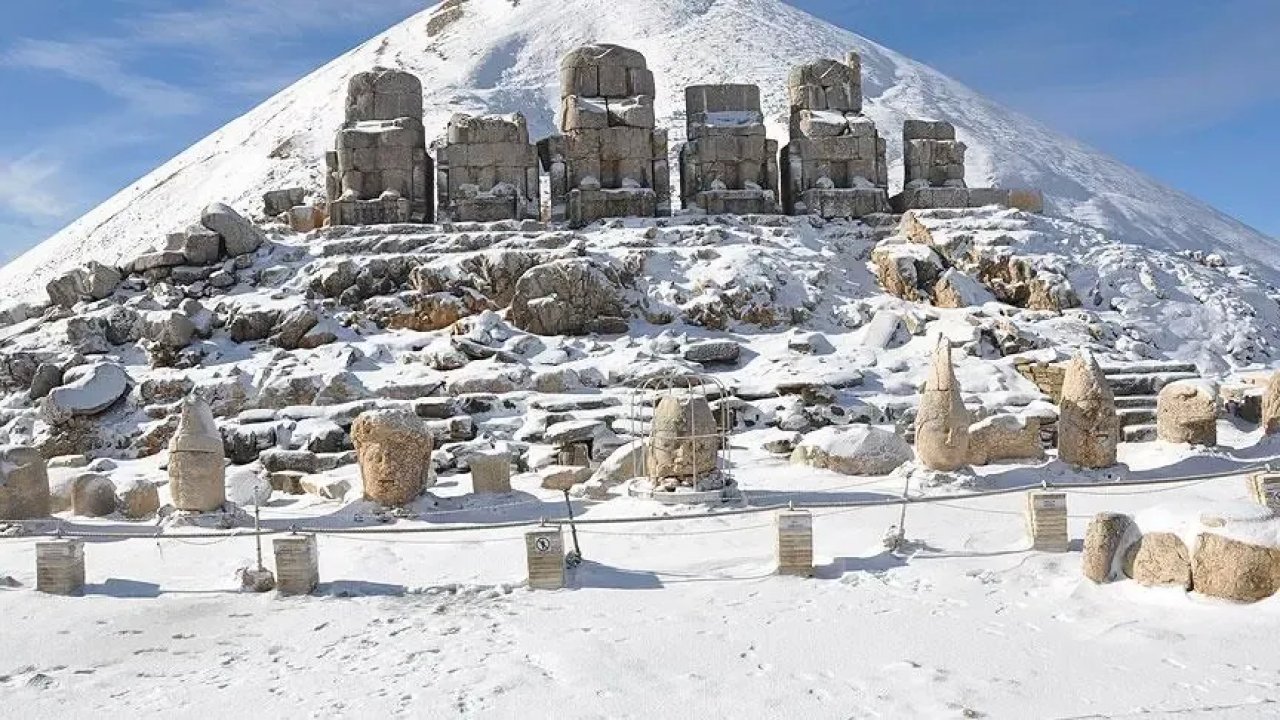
[1,0,1274,300]
[4,427,1280,719]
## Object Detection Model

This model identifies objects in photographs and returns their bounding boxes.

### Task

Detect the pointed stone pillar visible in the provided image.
[915,338,970,471]
[1057,350,1119,468]
[169,395,227,512]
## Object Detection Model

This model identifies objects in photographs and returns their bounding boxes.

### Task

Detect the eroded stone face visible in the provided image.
[646,395,720,485]
[352,409,435,507]
[914,340,970,471]
[1057,351,1119,469]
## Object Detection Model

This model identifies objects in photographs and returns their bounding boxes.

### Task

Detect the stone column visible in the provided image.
[169,395,227,512]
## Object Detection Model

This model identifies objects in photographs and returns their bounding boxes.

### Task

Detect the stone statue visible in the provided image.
[780,52,890,219]
[678,84,779,214]
[325,67,433,225]
[169,394,227,512]
[646,394,722,489]
[538,44,670,227]
[1057,350,1119,468]
[435,113,540,222]
[0,445,51,520]
[352,409,435,506]
[915,338,971,471]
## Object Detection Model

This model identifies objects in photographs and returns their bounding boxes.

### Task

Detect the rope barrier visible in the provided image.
[2,461,1273,543]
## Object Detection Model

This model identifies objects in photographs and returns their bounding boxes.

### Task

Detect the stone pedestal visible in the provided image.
[36,540,85,595]
[525,528,565,590]
[776,510,814,577]
[1026,491,1068,552]
[273,535,319,595]
[469,451,512,494]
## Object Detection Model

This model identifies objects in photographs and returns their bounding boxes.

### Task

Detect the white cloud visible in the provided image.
[0,152,76,221]
[3,39,203,116]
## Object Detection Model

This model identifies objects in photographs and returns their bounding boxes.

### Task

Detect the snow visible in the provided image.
[5,425,1280,717]
[0,0,1275,302]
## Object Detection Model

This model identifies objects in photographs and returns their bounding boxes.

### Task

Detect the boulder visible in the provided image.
[168,224,223,265]
[967,414,1044,465]
[1157,379,1218,445]
[578,439,646,498]
[141,310,197,349]
[0,446,52,520]
[646,395,720,480]
[539,464,593,491]
[508,258,624,336]
[1081,512,1133,583]
[1192,532,1280,602]
[44,363,130,424]
[313,371,371,406]
[1263,372,1280,435]
[201,202,265,257]
[682,340,741,365]
[71,473,118,517]
[169,395,227,512]
[300,476,351,501]
[915,339,970,471]
[225,468,272,507]
[352,409,435,506]
[861,310,909,350]
[271,307,320,350]
[790,425,912,476]
[1123,532,1192,589]
[933,269,994,309]
[115,477,161,519]
[1057,350,1119,468]
[228,307,280,343]
[28,363,64,400]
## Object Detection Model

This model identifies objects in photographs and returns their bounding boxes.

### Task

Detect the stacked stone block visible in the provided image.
[435,113,540,222]
[679,84,779,215]
[325,68,433,226]
[538,44,670,227]
[891,118,1045,213]
[780,53,891,219]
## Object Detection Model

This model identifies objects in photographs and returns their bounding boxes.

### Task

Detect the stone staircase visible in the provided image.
[1103,361,1200,443]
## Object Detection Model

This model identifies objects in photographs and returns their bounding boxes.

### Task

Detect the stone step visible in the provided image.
[1114,395,1158,409]
[1101,361,1199,376]
[1118,408,1157,427]
[1107,372,1199,397]
[1123,424,1158,443]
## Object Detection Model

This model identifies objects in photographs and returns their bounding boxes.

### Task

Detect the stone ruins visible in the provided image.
[679,84,779,215]
[168,395,227,512]
[434,113,540,222]
[1057,351,1119,469]
[538,44,671,227]
[325,68,433,226]
[646,394,724,491]
[352,409,435,507]
[890,119,1044,213]
[915,338,971,471]
[780,53,890,219]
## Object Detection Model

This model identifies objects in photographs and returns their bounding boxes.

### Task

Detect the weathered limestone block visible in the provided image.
[933,268,994,308]
[436,113,540,222]
[46,262,122,308]
[169,395,227,512]
[903,120,966,190]
[967,414,1044,465]
[508,258,624,336]
[1057,351,1119,468]
[264,187,308,217]
[646,395,720,482]
[790,425,912,476]
[469,451,512,494]
[539,464,592,491]
[679,84,779,214]
[1192,532,1280,602]
[540,44,669,226]
[915,340,970,471]
[346,66,424,123]
[1156,379,1218,445]
[1261,372,1280,434]
[201,202,265,257]
[0,446,52,520]
[788,53,862,113]
[1081,512,1133,583]
[352,409,435,506]
[1123,532,1191,588]
[71,473,117,517]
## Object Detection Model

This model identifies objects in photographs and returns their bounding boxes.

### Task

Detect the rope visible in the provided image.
[2,461,1272,543]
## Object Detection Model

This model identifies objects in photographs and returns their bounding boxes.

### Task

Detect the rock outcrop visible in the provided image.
[508,259,624,336]
[1057,351,1118,468]
[352,409,435,506]
[915,339,970,471]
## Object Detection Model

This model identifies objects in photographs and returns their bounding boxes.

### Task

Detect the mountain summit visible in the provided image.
[1,0,1271,299]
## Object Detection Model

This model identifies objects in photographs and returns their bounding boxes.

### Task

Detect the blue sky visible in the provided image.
[0,1,1276,265]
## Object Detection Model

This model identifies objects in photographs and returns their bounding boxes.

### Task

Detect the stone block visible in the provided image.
[273,534,319,595]
[469,451,512,494]
[36,540,84,595]
[606,96,655,128]
[264,187,308,217]
[1026,491,1068,552]
[795,188,890,219]
[904,119,956,141]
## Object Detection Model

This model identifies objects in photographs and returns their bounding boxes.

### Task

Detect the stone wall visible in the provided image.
[679,84,779,214]
[435,113,540,222]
